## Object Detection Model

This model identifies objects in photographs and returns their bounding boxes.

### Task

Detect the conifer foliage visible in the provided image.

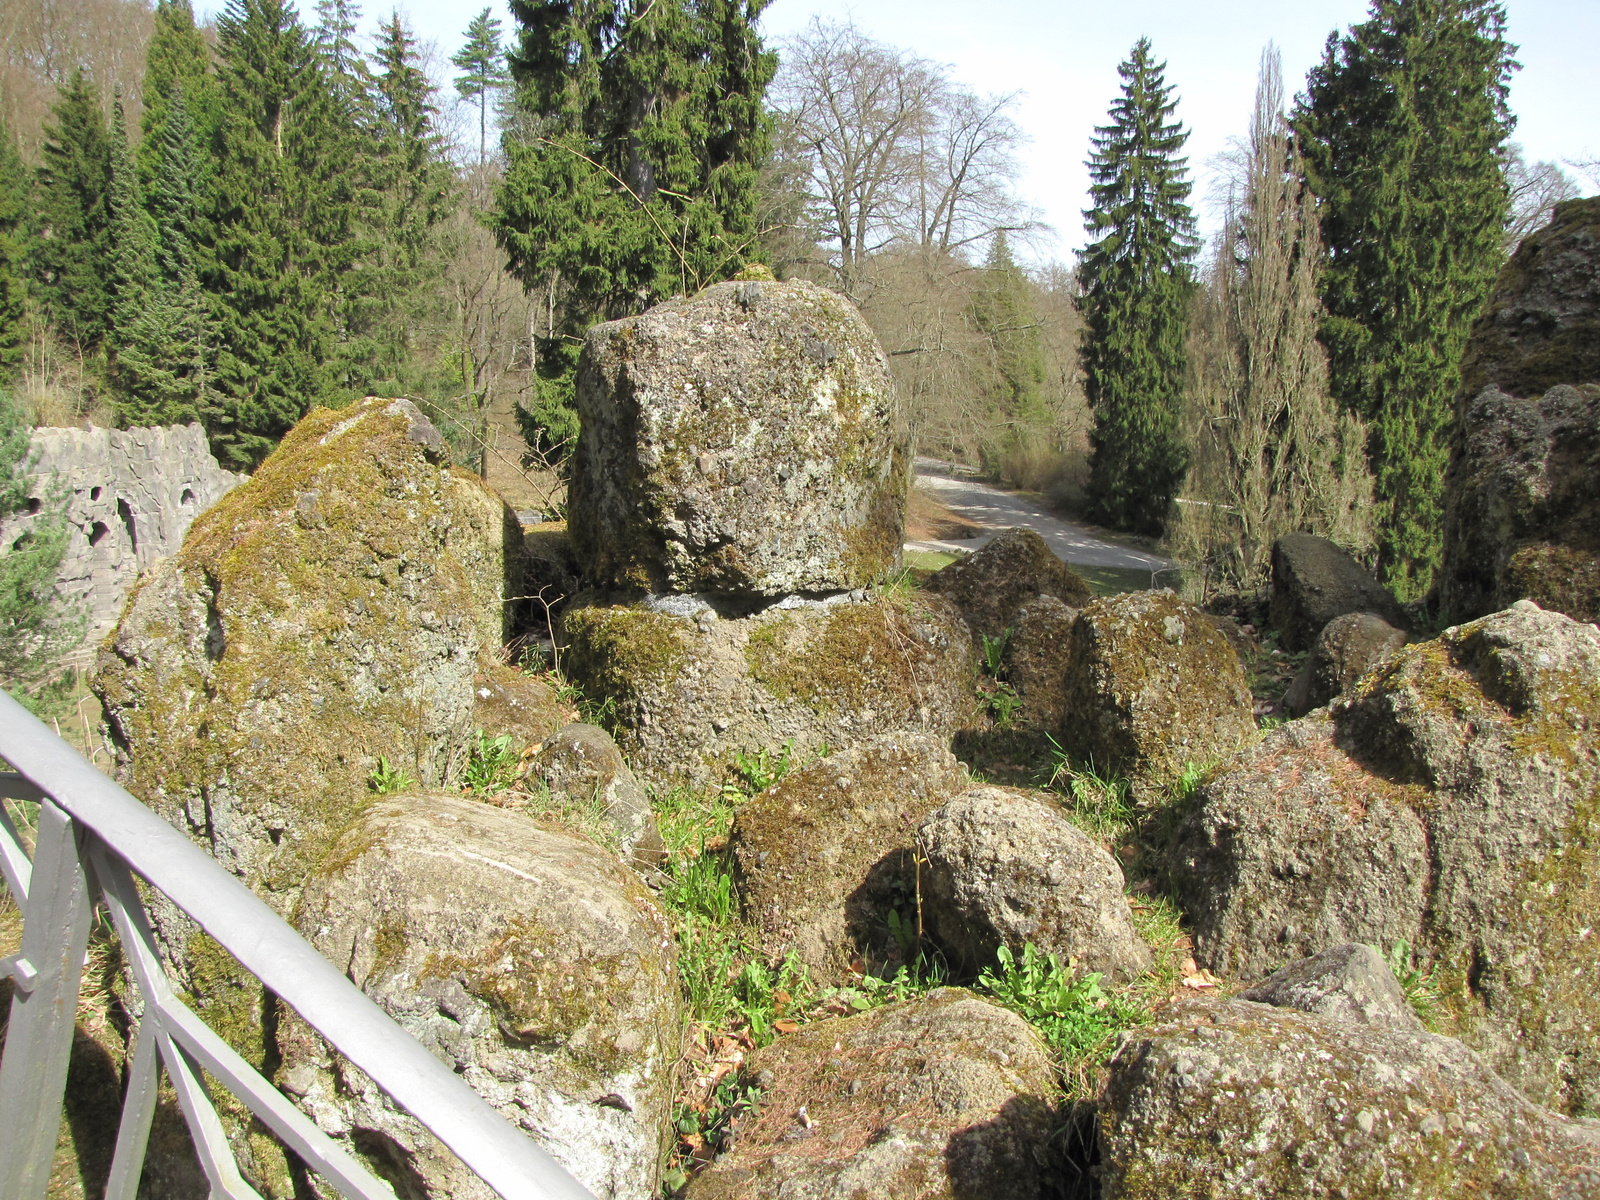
[1077,39,1198,536]
[1297,0,1515,600]
[34,71,114,357]
[0,116,30,379]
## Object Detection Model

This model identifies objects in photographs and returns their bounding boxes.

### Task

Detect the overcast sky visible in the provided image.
[254,0,1600,264]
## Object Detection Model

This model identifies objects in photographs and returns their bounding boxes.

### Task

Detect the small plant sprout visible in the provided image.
[367,756,416,795]
[463,729,520,795]
[1384,939,1440,1025]
[980,627,1012,677]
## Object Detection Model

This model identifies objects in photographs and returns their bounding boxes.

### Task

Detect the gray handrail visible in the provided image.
[0,687,595,1200]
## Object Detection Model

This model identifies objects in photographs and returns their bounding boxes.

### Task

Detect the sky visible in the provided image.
[254,0,1600,264]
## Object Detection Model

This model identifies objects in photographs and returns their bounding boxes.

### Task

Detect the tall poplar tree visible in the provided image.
[1077,38,1198,535]
[0,116,30,379]
[1297,0,1515,600]
[207,0,351,468]
[35,70,114,356]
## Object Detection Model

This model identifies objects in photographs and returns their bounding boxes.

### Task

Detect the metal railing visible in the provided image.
[0,688,596,1200]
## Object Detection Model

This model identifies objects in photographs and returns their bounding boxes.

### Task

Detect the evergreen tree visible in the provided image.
[116,81,215,426]
[139,0,217,187]
[1297,0,1514,600]
[35,70,114,356]
[107,91,159,401]
[451,8,510,170]
[971,230,1046,470]
[1077,38,1198,535]
[494,0,776,325]
[0,115,30,380]
[207,0,353,468]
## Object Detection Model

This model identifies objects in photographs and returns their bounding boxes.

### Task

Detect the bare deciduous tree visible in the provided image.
[1503,143,1581,254]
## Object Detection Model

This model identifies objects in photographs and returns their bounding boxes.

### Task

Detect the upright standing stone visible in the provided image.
[569,279,907,597]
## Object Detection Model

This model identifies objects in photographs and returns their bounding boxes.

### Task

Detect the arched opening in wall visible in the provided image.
[89,487,101,501]
[117,499,138,553]
[88,522,109,547]
[26,497,40,514]
[180,487,196,506]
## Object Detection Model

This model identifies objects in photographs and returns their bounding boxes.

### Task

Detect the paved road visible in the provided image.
[909,458,1172,575]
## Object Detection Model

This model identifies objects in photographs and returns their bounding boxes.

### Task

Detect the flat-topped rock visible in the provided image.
[569,278,907,597]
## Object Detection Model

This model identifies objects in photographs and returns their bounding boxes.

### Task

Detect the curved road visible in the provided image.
[909,458,1171,576]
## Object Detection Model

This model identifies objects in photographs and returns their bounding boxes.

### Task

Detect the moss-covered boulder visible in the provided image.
[1059,590,1255,792]
[534,721,666,867]
[95,397,518,906]
[686,990,1060,1200]
[1280,610,1408,718]
[1269,532,1405,653]
[569,278,907,597]
[1439,383,1600,623]
[1006,594,1079,731]
[560,592,976,790]
[1172,600,1600,1114]
[1239,943,1424,1033]
[916,786,1150,981]
[282,793,681,1200]
[729,733,969,984]
[474,662,571,751]
[1099,997,1600,1200]
[924,526,1093,645]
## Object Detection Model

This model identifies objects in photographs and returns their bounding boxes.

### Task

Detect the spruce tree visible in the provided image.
[35,70,114,356]
[1297,0,1514,601]
[207,0,351,468]
[971,230,1046,470]
[0,115,30,380]
[107,92,159,405]
[1077,38,1198,535]
[451,8,510,170]
[140,0,217,187]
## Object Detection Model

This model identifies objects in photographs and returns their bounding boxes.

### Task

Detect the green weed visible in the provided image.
[367,756,416,795]
[1385,939,1440,1027]
[978,942,1146,1065]
[462,730,520,795]
[980,628,1012,677]
[1044,739,1136,841]
[982,680,1023,727]
[721,739,796,801]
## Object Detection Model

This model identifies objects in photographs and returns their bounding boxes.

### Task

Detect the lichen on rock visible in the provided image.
[923,526,1093,645]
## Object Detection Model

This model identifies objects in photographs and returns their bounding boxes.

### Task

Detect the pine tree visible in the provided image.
[139,0,217,188]
[971,230,1046,470]
[1077,38,1199,535]
[207,0,353,468]
[1296,0,1515,600]
[107,91,160,406]
[35,70,114,356]
[116,81,215,426]
[0,115,30,380]
[451,8,509,170]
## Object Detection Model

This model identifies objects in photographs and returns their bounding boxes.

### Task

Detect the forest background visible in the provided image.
[0,0,1593,631]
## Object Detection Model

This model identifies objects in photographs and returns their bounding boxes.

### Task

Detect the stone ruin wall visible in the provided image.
[2,423,243,665]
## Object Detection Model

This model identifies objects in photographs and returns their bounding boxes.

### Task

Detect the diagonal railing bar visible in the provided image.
[0,688,598,1200]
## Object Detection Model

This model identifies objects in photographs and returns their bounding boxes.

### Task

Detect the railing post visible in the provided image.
[0,799,95,1200]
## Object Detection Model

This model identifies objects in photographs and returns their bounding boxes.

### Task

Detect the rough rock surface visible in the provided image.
[923,527,1092,644]
[1281,611,1407,718]
[1269,533,1405,653]
[474,664,570,750]
[561,592,976,791]
[1239,943,1423,1033]
[1172,601,1600,1114]
[1439,383,1600,622]
[1099,997,1600,1200]
[916,786,1150,981]
[729,733,969,983]
[1059,590,1255,790]
[535,722,666,866]
[686,990,1059,1200]
[0,422,241,661]
[95,397,518,907]
[569,279,906,597]
[285,793,681,1200]
[1455,196,1600,403]
[1005,594,1079,731]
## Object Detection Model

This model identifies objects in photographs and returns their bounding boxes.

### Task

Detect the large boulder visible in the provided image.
[284,793,682,1200]
[1005,594,1079,731]
[473,663,571,750]
[1455,196,1600,403]
[1098,997,1600,1200]
[568,279,907,597]
[560,593,976,791]
[686,990,1060,1200]
[916,786,1150,981]
[1268,532,1405,653]
[95,397,517,906]
[1239,942,1423,1033]
[1280,610,1407,718]
[923,527,1092,645]
[534,722,666,867]
[1439,383,1600,623]
[1172,600,1600,1114]
[729,732,969,984]
[1059,590,1255,791]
